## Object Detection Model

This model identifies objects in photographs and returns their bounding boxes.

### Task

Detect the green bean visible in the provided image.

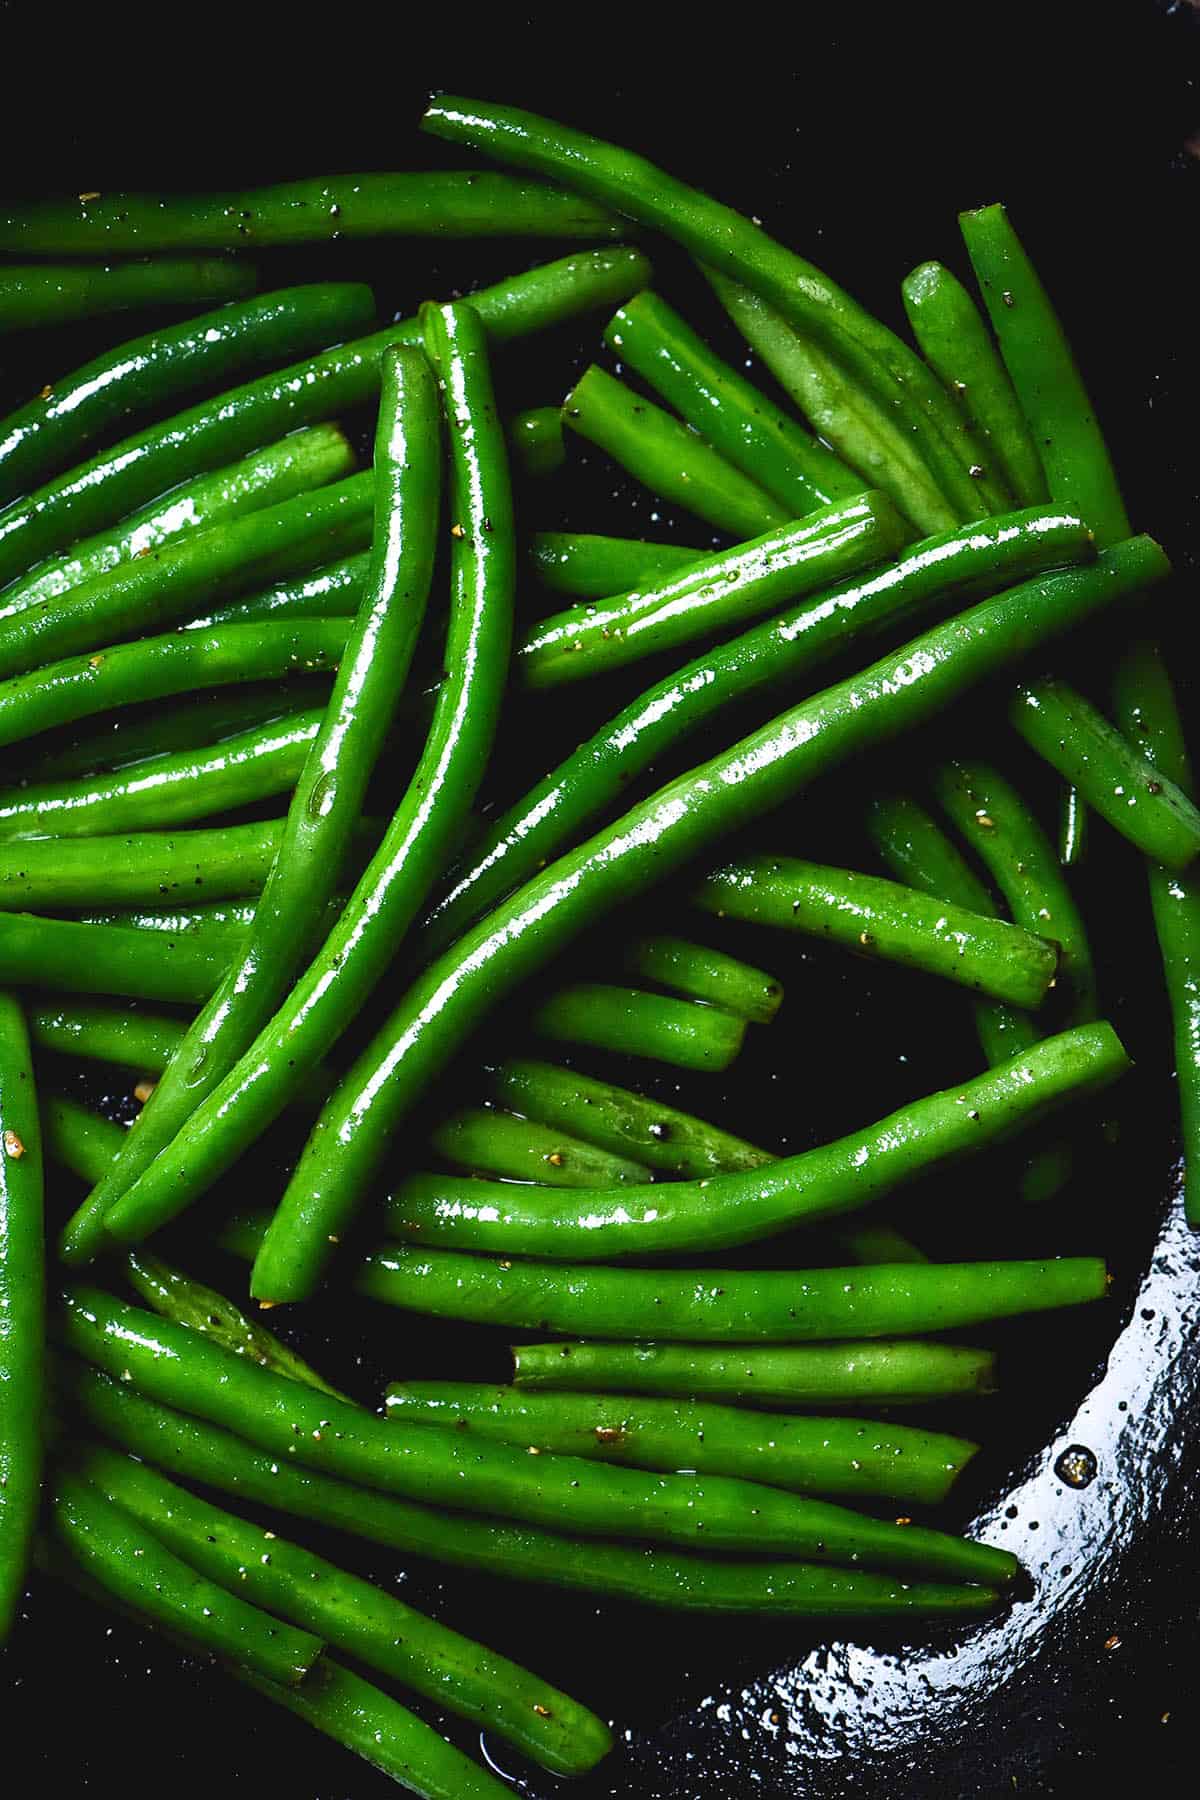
[530,981,747,1072]
[64,348,443,1270]
[68,1361,1000,1619]
[383,1383,977,1507]
[39,1093,126,1183]
[932,759,1098,1025]
[901,261,1045,506]
[0,473,373,681]
[1058,783,1090,867]
[79,1443,610,1779]
[0,172,631,254]
[1009,678,1200,868]
[705,270,961,536]
[510,1339,999,1409]
[517,490,906,689]
[0,819,285,911]
[422,97,1005,519]
[0,993,43,1643]
[1,425,354,623]
[0,257,256,334]
[606,290,862,513]
[0,247,647,592]
[428,506,1096,951]
[197,553,368,627]
[49,1463,322,1682]
[252,537,1161,1296]
[76,900,259,936]
[381,1023,1126,1260]
[694,853,1059,1007]
[618,931,783,1023]
[0,708,320,841]
[0,912,230,1004]
[508,406,565,478]
[528,530,702,597]
[562,363,789,537]
[60,1286,1015,1584]
[0,284,375,510]
[430,1106,653,1188]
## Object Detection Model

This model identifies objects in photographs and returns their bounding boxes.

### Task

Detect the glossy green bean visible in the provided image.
[197,553,368,627]
[511,1339,999,1408]
[694,853,1059,1006]
[427,506,1097,952]
[39,1093,125,1184]
[518,488,904,689]
[429,1106,653,1188]
[0,912,229,1004]
[0,993,43,1642]
[618,932,783,1023]
[0,247,646,592]
[0,258,255,333]
[1058,782,1090,867]
[0,819,285,911]
[384,1383,977,1507]
[562,363,788,537]
[530,981,747,1072]
[422,97,1005,518]
[528,530,702,597]
[381,1023,1126,1259]
[25,1000,217,1077]
[1009,677,1200,868]
[60,1287,1014,1584]
[901,261,1045,506]
[508,406,565,478]
[606,290,862,513]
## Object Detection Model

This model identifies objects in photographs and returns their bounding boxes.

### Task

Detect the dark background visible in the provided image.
[1,3,1199,1795]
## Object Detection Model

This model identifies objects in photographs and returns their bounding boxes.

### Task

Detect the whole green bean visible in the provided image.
[0,819,285,911]
[60,1286,1014,1584]
[197,553,368,627]
[0,993,43,1643]
[606,290,862,513]
[249,537,1161,1298]
[0,912,230,1004]
[0,258,255,334]
[530,981,747,1072]
[79,1441,610,1778]
[430,1106,652,1188]
[508,406,565,479]
[69,1362,1000,1619]
[562,363,789,537]
[422,97,1004,518]
[384,1382,977,1507]
[48,1463,323,1682]
[0,283,375,510]
[0,709,321,840]
[694,853,1059,1006]
[1009,677,1200,868]
[427,506,1097,951]
[901,261,1045,506]
[511,1339,999,1408]
[528,530,702,597]
[0,247,647,592]
[618,932,783,1023]
[381,1023,1126,1259]
[64,348,442,1269]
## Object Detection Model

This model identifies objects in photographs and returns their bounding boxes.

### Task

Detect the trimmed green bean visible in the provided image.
[508,406,565,479]
[0,819,285,911]
[382,1024,1126,1259]
[901,261,1045,506]
[606,290,862,513]
[0,993,43,1643]
[430,1106,653,1188]
[530,981,747,1072]
[511,1339,999,1408]
[562,363,789,537]
[519,488,904,689]
[528,530,702,597]
[618,932,783,1023]
[0,258,255,333]
[197,553,367,627]
[694,853,1059,1006]
[0,912,230,1004]
[383,1382,977,1507]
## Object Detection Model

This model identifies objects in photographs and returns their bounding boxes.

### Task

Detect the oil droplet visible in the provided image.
[307,770,336,818]
[1054,1443,1098,1489]
[184,1046,209,1088]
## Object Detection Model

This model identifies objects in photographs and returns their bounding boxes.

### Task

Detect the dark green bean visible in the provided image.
[0,819,285,911]
[528,530,702,597]
[0,993,43,1643]
[0,258,255,333]
[530,981,747,1072]
[618,932,783,1023]
[508,406,565,478]
[0,912,230,1004]
[39,1093,126,1185]
[429,1106,652,1188]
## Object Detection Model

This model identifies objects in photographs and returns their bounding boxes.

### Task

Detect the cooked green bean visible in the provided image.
[0,819,285,911]
[0,913,230,1004]
[530,981,747,1072]
[1009,677,1200,868]
[562,363,789,537]
[384,1382,977,1506]
[39,1093,126,1184]
[0,247,646,593]
[606,290,862,513]
[0,994,43,1643]
[77,900,258,936]
[694,852,1059,1006]
[0,258,256,333]
[428,506,1096,951]
[618,932,783,1023]
[528,530,702,597]
[511,1339,999,1408]
[509,406,565,478]
[901,261,1045,506]
[430,1106,653,1187]
[381,1024,1126,1259]
[197,554,368,627]
[60,1286,1015,1584]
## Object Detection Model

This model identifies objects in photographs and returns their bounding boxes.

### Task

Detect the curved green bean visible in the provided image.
[509,406,565,479]
[0,994,43,1643]
[0,819,285,912]
[528,530,702,597]
[0,912,230,1004]
[618,932,783,1022]
[430,1106,652,1188]
[0,258,255,334]
[530,981,748,1072]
